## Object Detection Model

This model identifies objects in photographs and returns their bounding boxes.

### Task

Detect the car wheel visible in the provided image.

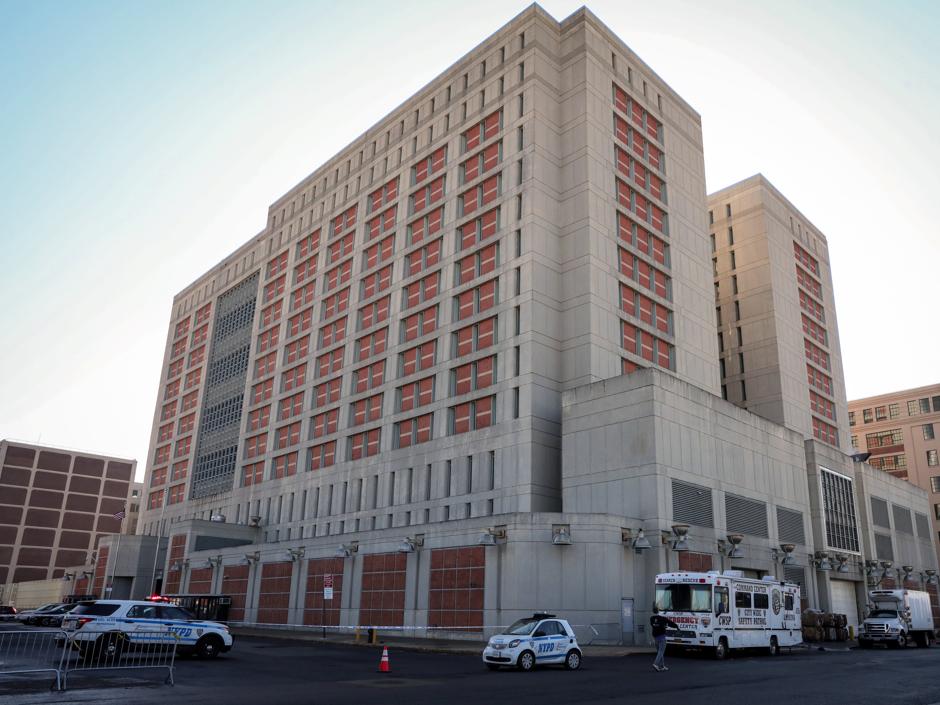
[97,633,125,663]
[769,636,780,657]
[196,634,224,659]
[714,637,729,660]
[517,650,536,672]
[897,633,907,649]
[485,663,500,671]
[564,649,582,670]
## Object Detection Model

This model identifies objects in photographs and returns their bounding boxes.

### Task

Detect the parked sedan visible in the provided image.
[0,605,16,622]
[16,603,64,625]
[35,603,77,627]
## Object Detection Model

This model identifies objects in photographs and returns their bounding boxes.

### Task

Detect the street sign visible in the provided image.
[324,574,333,601]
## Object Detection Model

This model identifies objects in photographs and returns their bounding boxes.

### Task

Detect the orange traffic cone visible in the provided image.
[378,645,391,673]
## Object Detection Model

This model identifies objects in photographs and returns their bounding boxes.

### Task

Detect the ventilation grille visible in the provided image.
[671,480,713,528]
[783,565,806,588]
[870,497,890,529]
[874,533,894,561]
[776,506,806,545]
[725,493,768,537]
[892,504,914,535]
[915,512,931,539]
[191,272,259,500]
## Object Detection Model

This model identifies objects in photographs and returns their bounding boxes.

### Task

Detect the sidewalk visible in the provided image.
[232,625,655,657]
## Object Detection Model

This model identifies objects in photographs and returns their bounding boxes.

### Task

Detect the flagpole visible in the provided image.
[107,531,122,598]
[149,487,169,595]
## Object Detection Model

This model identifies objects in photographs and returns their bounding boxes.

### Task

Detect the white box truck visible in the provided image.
[858,589,934,648]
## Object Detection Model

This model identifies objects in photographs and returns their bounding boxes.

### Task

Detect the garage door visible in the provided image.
[830,579,860,629]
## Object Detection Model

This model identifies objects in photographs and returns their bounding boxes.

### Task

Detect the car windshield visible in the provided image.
[869,609,898,618]
[34,604,60,613]
[655,584,712,613]
[505,618,539,635]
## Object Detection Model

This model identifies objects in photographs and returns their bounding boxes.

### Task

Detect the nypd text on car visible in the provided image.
[482,613,581,671]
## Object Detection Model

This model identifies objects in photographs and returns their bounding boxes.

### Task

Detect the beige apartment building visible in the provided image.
[849,385,940,561]
[111,6,936,641]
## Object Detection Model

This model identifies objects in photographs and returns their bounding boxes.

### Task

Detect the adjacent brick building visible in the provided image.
[0,440,136,585]
[849,384,940,563]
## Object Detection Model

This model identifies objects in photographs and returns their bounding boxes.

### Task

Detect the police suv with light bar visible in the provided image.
[655,571,801,659]
[60,600,233,659]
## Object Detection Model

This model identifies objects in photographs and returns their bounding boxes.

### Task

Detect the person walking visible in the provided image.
[650,605,678,671]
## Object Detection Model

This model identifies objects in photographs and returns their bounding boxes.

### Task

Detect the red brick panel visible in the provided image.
[222,565,249,621]
[74,573,90,596]
[188,567,213,595]
[257,561,293,624]
[678,551,714,572]
[428,547,484,632]
[164,535,186,594]
[92,545,109,597]
[927,583,940,626]
[359,553,406,628]
[303,557,345,626]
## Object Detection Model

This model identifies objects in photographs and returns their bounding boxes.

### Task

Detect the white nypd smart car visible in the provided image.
[60,600,233,659]
[482,613,581,671]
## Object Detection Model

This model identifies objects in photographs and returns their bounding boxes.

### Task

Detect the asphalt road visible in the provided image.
[4,630,940,705]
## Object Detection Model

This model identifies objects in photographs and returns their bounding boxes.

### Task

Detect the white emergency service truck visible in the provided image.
[655,570,801,659]
[858,589,934,648]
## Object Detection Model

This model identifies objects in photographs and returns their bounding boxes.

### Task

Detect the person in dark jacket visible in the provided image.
[650,605,679,671]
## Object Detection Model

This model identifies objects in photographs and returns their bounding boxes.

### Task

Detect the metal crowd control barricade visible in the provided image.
[0,629,68,691]
[61,626,178,690]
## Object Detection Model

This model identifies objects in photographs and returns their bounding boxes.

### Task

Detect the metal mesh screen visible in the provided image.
[874,533,894,561]
[783,565,805,588]
[671,480,713,528]
[915,512,930,539]
[870,497,890,529]
[776,506,806,545]
[725,493,769,537]
[820,468,860,553]
[892,504,914,535]
[191,273,259,499]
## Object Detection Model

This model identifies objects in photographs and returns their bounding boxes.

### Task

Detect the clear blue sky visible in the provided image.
[2,0,938,477]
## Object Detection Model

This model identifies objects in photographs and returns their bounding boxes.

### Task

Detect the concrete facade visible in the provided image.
[849,384,940,564]
[106,5,939,643]
[708,175,850,451]
[138,6,717,561]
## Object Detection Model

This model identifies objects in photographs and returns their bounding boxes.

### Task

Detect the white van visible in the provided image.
[655,570,802,659]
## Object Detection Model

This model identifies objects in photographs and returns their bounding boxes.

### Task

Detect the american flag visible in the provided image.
[112,507,126,520]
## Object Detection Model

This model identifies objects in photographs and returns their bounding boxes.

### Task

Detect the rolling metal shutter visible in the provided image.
[829,580,860,629]
[892,504,914,535]
[671,480,714,528]
[783,565,805,589]
[776,506,806,545]
[725,493,768,537]
[874,533,894,561]
[870,497,890,529]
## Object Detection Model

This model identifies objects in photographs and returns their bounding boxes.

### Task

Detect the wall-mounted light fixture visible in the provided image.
[551,525,572,545]
[478,527,507,546]
[335,543,358,558]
